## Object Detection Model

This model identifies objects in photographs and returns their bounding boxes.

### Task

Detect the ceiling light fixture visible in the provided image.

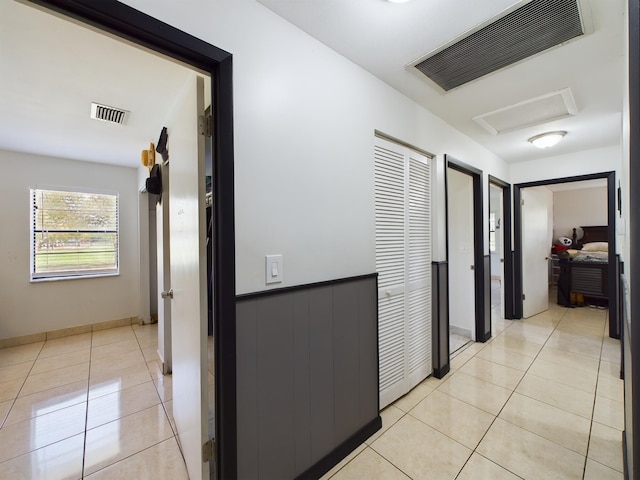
[387,0,412,3]
[528,131,566,149]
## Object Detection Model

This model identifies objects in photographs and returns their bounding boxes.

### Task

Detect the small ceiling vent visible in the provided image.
[413,0,585,91]
[90,102,130,125]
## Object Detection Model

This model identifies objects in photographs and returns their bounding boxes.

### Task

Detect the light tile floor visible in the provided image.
[0,323,190,479]
[0,302,623,480]
[323,303,624,480]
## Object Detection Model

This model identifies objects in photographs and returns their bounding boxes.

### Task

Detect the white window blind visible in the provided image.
[30,188,119,280]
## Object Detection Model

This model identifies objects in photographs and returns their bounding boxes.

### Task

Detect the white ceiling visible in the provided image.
[0,1,198,168]
[0,0,624,169]
[256,0,625,163]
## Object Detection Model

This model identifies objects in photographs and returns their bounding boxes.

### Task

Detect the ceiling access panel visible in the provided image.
[413,0,585,92]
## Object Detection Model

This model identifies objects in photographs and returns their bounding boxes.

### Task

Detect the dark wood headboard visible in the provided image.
[573,225,608,247]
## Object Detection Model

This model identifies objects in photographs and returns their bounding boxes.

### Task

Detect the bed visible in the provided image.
[557,226,609,305]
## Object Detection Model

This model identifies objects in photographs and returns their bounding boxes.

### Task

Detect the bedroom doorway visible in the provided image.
[29,1,238,478]
[445,156,490,351]
[488,177,513,322]
[514,171,619,338]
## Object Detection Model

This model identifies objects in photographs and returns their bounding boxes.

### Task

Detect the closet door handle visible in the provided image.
[161,289,173,299]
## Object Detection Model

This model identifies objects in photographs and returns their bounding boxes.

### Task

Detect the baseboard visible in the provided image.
[450,325,472,338]
[623,430,629,480]
[295,416,382,480]
[0,316,140,349]
[434,364,450,379]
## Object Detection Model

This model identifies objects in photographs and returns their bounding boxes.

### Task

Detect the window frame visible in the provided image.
[29,185,120,282]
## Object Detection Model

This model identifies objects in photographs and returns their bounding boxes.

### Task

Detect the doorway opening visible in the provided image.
[489,184,504,318]
[514,172,618,338]
[28,1,236,478]
[445,156,489,356]
[488,176,514,324]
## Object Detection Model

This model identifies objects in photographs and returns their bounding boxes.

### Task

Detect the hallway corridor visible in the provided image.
[323,304,622,480]
[0,302,622,479]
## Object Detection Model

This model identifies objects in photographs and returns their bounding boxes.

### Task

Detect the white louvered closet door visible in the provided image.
[375,136,432,409]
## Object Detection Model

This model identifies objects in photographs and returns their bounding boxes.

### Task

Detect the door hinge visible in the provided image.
[521,199,525,206]
[522,294,526,301]
[198,114,213,137]
[203,438,216,463]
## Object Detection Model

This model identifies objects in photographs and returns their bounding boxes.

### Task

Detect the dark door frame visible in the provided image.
[513,172,618,338]
[488,176,514,320]
[626,1,639,476]
[26,1,237,478]
[445,155,490,343]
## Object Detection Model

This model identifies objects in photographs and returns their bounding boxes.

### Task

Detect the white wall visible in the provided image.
[120,0,511,294]
[447,168,475,338]
[0,150,140,338]
[510,145,621,185]
[552,187,608,241]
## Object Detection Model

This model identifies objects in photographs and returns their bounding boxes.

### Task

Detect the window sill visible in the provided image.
[30,272,119,283]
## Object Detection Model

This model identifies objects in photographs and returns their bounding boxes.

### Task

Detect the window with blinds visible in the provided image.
[30,188,119,280]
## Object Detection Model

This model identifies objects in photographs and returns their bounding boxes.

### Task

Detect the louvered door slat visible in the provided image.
[407,156,432,387]
[375,145,405,291]
[375,137,432,409]
[378,293,405,392]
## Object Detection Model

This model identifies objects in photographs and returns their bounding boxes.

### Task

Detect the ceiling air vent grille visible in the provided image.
[90,103,130,125]
[414,0,584,91]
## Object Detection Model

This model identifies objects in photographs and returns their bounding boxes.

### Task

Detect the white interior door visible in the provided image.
[447,168,475,340]
[157,167,171,374]
[489,183,505,318]
[522,186,552,318]
[375,136,432,409]
[168,74,209,479]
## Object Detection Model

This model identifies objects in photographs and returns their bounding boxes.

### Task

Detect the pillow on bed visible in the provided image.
[581,242,608,252]
[574,250,609,261]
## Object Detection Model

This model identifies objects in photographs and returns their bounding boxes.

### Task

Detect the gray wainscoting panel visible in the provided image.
[256,295,295,479]
[333,281,360,445]
[236,300,259,480]
[432,262,450,378]
[358,281,379,425]
[236,274,380,480]
[292,291,311,472]
[482,255,492,342]
[308,286,334,465]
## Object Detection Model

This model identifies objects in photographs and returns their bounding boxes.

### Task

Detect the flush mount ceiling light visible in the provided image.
[387,0,412,3]
[528,131,567,149]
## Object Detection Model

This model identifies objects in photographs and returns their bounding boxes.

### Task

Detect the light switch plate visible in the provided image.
[265,254,283,284]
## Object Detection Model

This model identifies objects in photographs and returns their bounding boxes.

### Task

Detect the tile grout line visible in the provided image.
[329,307,615,480]
[452,308,571,480]
[83,324,168,477]
[449,315,527,480]
[580,308,608,480]
[80,328,95,479]
[132,325,178,438]
[361,317,517,480]
[0,341,44,430]
[367,317,522,479]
